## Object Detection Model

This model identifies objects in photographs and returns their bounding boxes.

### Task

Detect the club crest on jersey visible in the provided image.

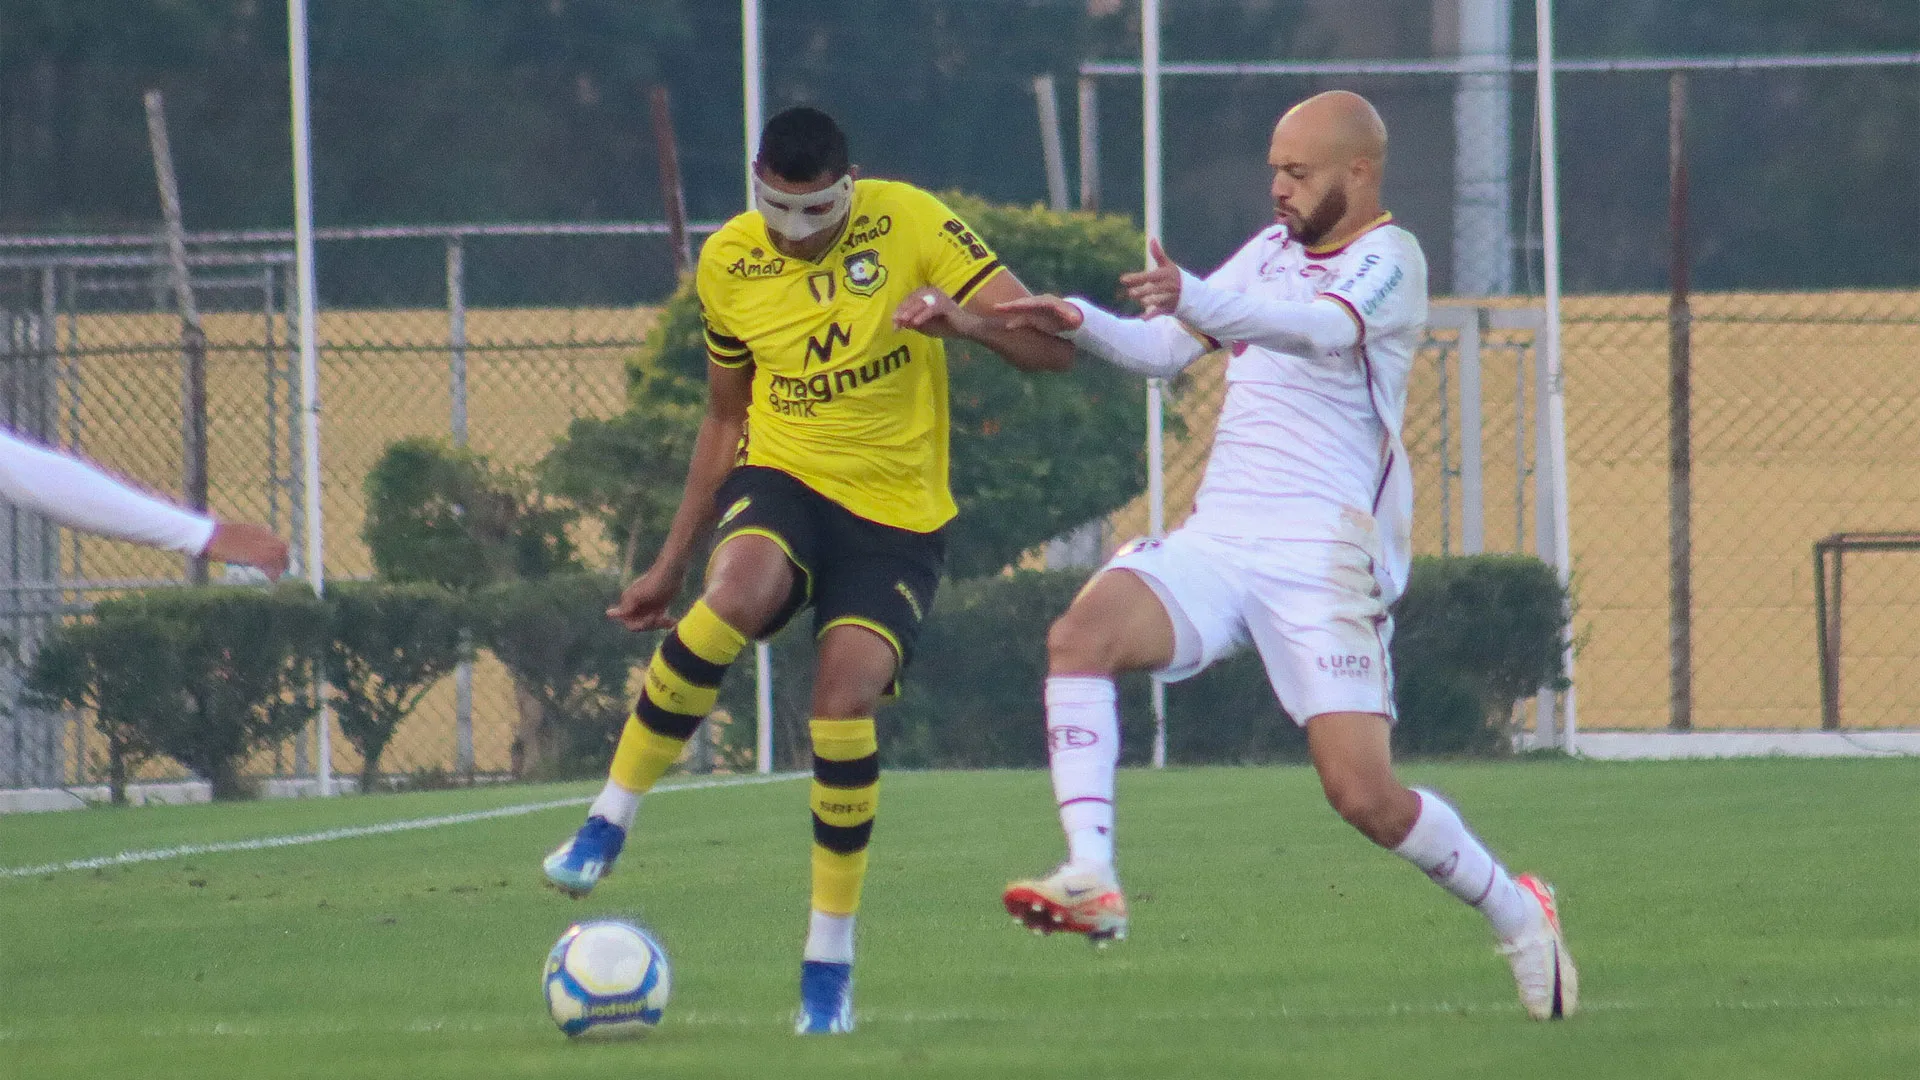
[842,249,887,296]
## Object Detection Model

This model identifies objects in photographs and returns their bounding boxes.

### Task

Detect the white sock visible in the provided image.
[1045,676,1119,869]
[804,910,856,964]
[588,780,640,831]
[1392,788,1535,940]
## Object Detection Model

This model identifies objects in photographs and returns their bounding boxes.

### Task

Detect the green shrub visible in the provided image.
[540,406,703,578]
[26,611,172,804]
[324,581,468,791]
[1387,554,1571,756]
[474,574,653,779]
[28,586,325,800]
[879,571,1157,769]
[364,436,580,590]
[873,555,1569,768]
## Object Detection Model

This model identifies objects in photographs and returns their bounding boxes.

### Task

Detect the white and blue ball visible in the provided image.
[543,919,671,1038]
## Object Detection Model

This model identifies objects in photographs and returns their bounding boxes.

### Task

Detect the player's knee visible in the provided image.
[1047,608,1120,674]
[701,569,789,638]
[812,680,884,720]
[1321,773,1404,844]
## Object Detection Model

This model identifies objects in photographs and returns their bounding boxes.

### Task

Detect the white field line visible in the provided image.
[0,994,1914,1042]
[0,772,805,880]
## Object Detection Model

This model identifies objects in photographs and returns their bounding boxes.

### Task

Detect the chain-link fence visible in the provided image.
[5,10,1919,797]
[1072,48,1920,739]
[0,225,703,790]
[1562,292,1920,731]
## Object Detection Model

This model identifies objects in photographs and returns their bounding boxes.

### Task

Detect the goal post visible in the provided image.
[1813,532,1920,731]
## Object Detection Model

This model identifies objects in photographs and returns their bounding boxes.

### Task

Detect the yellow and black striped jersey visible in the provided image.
[696,179,1003,533]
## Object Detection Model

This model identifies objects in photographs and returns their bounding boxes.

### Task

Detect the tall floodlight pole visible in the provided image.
[744,0,774,775]
[1533,0,1577,749]
[1143,0,1168,769]
[288,0,332,795]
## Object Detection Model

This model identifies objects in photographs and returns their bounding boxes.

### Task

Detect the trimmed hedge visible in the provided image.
[29,586,326,800]
[324,581,467,790]
[473,573,655,779]
[27,555,1567,796]
[881,555,1569,767]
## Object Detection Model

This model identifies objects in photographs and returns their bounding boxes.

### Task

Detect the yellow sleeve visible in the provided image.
[695,238,753,368]
[904,188,1004,305]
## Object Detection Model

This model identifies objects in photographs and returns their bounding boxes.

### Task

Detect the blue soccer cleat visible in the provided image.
[542,815,626,898]
[794,960,855,1035]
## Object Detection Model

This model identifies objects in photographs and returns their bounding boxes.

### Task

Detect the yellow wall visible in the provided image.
[41,290,1920,788]
[1102,290,1920,731]
[52,307,651,780]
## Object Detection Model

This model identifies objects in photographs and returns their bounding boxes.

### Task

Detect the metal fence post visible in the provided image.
[1532,309,1559,748]
[1077,76,1100,211]
[1666,71,1694,732]
[1034,73,1071,212]
[447,235,476,779]
[1459,309,1485,554]
[144,91,211,585]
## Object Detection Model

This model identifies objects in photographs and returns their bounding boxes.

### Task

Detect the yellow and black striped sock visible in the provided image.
[809,717,879,916]
[607,601,747,794]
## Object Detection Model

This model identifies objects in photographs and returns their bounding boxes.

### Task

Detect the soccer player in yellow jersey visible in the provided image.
[543,106,1072,1034]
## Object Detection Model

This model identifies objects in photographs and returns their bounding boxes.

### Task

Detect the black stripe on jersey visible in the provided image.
[659,633,728,688]
[951,260,1004,305]
[704,324,750,358]
[812,814,874,854]
[635,692,703,741]
[813,752,880,789]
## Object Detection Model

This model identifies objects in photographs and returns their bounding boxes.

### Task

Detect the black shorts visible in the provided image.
[710,466,945,671]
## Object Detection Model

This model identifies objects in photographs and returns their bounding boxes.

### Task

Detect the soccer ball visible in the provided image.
[543,919,672,1038]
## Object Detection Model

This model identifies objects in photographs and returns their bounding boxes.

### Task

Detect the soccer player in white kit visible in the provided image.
[994,91,1577,1020]
[0,430,288,578]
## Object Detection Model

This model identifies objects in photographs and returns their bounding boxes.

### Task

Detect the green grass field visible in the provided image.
[3,760,1918,1079]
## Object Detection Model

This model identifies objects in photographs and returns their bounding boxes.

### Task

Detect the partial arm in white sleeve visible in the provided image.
[1062,298,1208,378]
[0,432,215,555]
[1174,269,1360,360]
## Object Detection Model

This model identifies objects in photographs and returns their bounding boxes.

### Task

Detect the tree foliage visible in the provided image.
[25,611,172,804]
[323,581,468,790]
[27,587,325,799]
[6,1,1914,294]
[364,436,580,590]
[880,556,1570,767]
[473,573,652,779]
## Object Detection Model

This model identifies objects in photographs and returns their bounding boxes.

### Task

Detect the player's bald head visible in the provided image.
[1265,91,1388,246]
[1272,91,1387,168]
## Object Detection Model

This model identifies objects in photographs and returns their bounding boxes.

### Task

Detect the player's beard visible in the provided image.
[1286,185,1348,247]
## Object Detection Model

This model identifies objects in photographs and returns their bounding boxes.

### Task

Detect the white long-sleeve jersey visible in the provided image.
[1065,215,1428,603]
[0,430,215,555]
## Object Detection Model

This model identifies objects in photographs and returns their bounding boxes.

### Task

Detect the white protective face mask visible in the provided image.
[753,173,853,242]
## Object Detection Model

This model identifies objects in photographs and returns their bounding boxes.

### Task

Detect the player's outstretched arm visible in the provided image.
[996,291,1206,380]
[0,429,288,579]
[1137,238,1363,361]
[607,361,753,632]
[892,269,1074,373]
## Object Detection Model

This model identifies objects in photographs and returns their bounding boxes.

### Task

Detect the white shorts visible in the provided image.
[1103,529,1395,724]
